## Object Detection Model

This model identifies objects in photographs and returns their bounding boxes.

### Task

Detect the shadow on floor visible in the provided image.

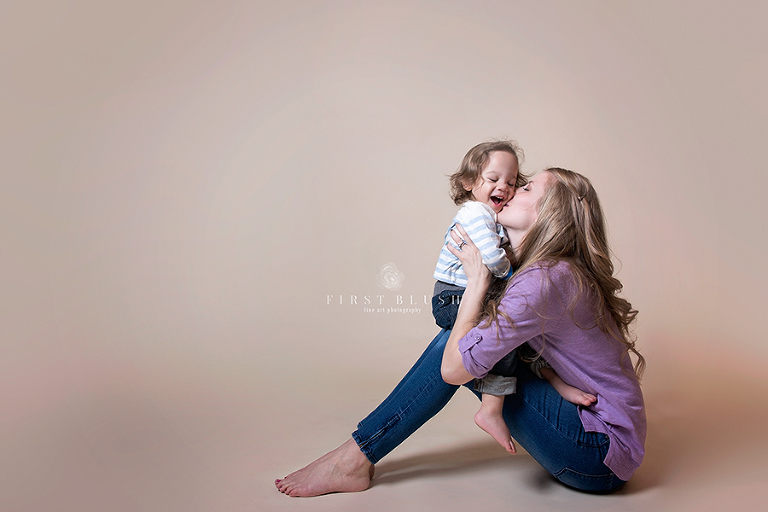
[370,344,768,497]
[372,440,534,488]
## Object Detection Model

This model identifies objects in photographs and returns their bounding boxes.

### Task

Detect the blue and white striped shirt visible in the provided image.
[433,201,511,287]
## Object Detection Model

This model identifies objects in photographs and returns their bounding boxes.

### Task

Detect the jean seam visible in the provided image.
[554,466,613,479]
[518,388,610,448]
[395,370,443,419]
[554,466,617,492]
[356,414,399,449]
[354,370,448,464]
[517,391,583,446]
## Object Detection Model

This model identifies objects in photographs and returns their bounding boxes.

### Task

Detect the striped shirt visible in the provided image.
[433,201,510,287]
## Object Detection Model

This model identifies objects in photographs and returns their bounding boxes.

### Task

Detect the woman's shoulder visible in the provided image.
[513,259,577,283]
[509,260,582,300]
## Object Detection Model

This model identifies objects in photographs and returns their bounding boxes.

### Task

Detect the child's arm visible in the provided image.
[454,203,510,278]
[539,367,597,407]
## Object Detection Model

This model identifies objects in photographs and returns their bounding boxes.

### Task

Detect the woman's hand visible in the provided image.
[441,223,492,385]
[446,224,492,288]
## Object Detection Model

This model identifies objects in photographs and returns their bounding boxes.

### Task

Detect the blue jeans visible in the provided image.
[433,288,517,395]
[431,288,464,330]
[352,329,626,493]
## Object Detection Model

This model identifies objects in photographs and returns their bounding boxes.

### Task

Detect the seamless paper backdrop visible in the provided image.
[2,1,767,511]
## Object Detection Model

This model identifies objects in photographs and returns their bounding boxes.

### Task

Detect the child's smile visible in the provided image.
[466,151,519,213]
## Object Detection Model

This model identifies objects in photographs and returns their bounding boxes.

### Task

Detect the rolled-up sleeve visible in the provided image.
[457,265,568,379]
[457,332,491,377]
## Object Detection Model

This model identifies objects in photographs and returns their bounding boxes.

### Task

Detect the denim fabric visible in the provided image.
[433,290,517,390]
[491,363,627,493]
[431,289,464,329]
[353,329,460,464]
[489,349,517,376]
[352,329,626,493]
[517,343,552,378]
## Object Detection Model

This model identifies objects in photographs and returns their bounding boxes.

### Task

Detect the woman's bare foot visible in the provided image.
[474,395,516,454]
[275,438,375,497]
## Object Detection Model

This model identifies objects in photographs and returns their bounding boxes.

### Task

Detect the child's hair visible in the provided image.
[449,140,527,205]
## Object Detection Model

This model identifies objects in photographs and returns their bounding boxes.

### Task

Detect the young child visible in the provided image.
[433,140,596,454]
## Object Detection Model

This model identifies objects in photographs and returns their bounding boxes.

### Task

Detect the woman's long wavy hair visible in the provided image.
[482,167,645,378]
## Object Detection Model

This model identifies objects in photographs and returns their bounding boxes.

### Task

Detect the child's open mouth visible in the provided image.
[491,195,504,207]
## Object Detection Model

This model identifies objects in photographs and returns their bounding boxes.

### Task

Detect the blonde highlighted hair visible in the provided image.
[483,167,645,378]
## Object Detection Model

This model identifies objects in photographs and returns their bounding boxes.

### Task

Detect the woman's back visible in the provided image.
[459,260,646,480]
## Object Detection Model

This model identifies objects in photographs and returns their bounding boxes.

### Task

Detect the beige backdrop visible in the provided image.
[3,1,767,511]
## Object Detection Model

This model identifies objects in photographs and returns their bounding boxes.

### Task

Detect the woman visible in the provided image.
[275,168,646,496]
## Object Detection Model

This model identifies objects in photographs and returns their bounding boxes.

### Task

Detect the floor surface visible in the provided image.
[5,328,768,512]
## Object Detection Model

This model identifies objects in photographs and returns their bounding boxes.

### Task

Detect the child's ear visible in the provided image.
[462,178,475,192]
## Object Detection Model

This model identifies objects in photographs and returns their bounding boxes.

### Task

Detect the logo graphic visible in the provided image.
[376,263,404,292]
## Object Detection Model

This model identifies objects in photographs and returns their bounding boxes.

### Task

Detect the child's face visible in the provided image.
[464,151,519,213]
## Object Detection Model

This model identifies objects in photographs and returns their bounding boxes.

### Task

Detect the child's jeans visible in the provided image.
[432,281,517,396]
[431,282,464,330]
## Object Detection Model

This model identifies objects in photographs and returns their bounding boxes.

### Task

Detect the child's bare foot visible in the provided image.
[474,407,516,454]
[275,438,375,497]
[551,379,597,406]
[541,368,597,407]
[560,388,597,406]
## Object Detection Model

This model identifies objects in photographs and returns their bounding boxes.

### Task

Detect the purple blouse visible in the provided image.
[458,261,646,481]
